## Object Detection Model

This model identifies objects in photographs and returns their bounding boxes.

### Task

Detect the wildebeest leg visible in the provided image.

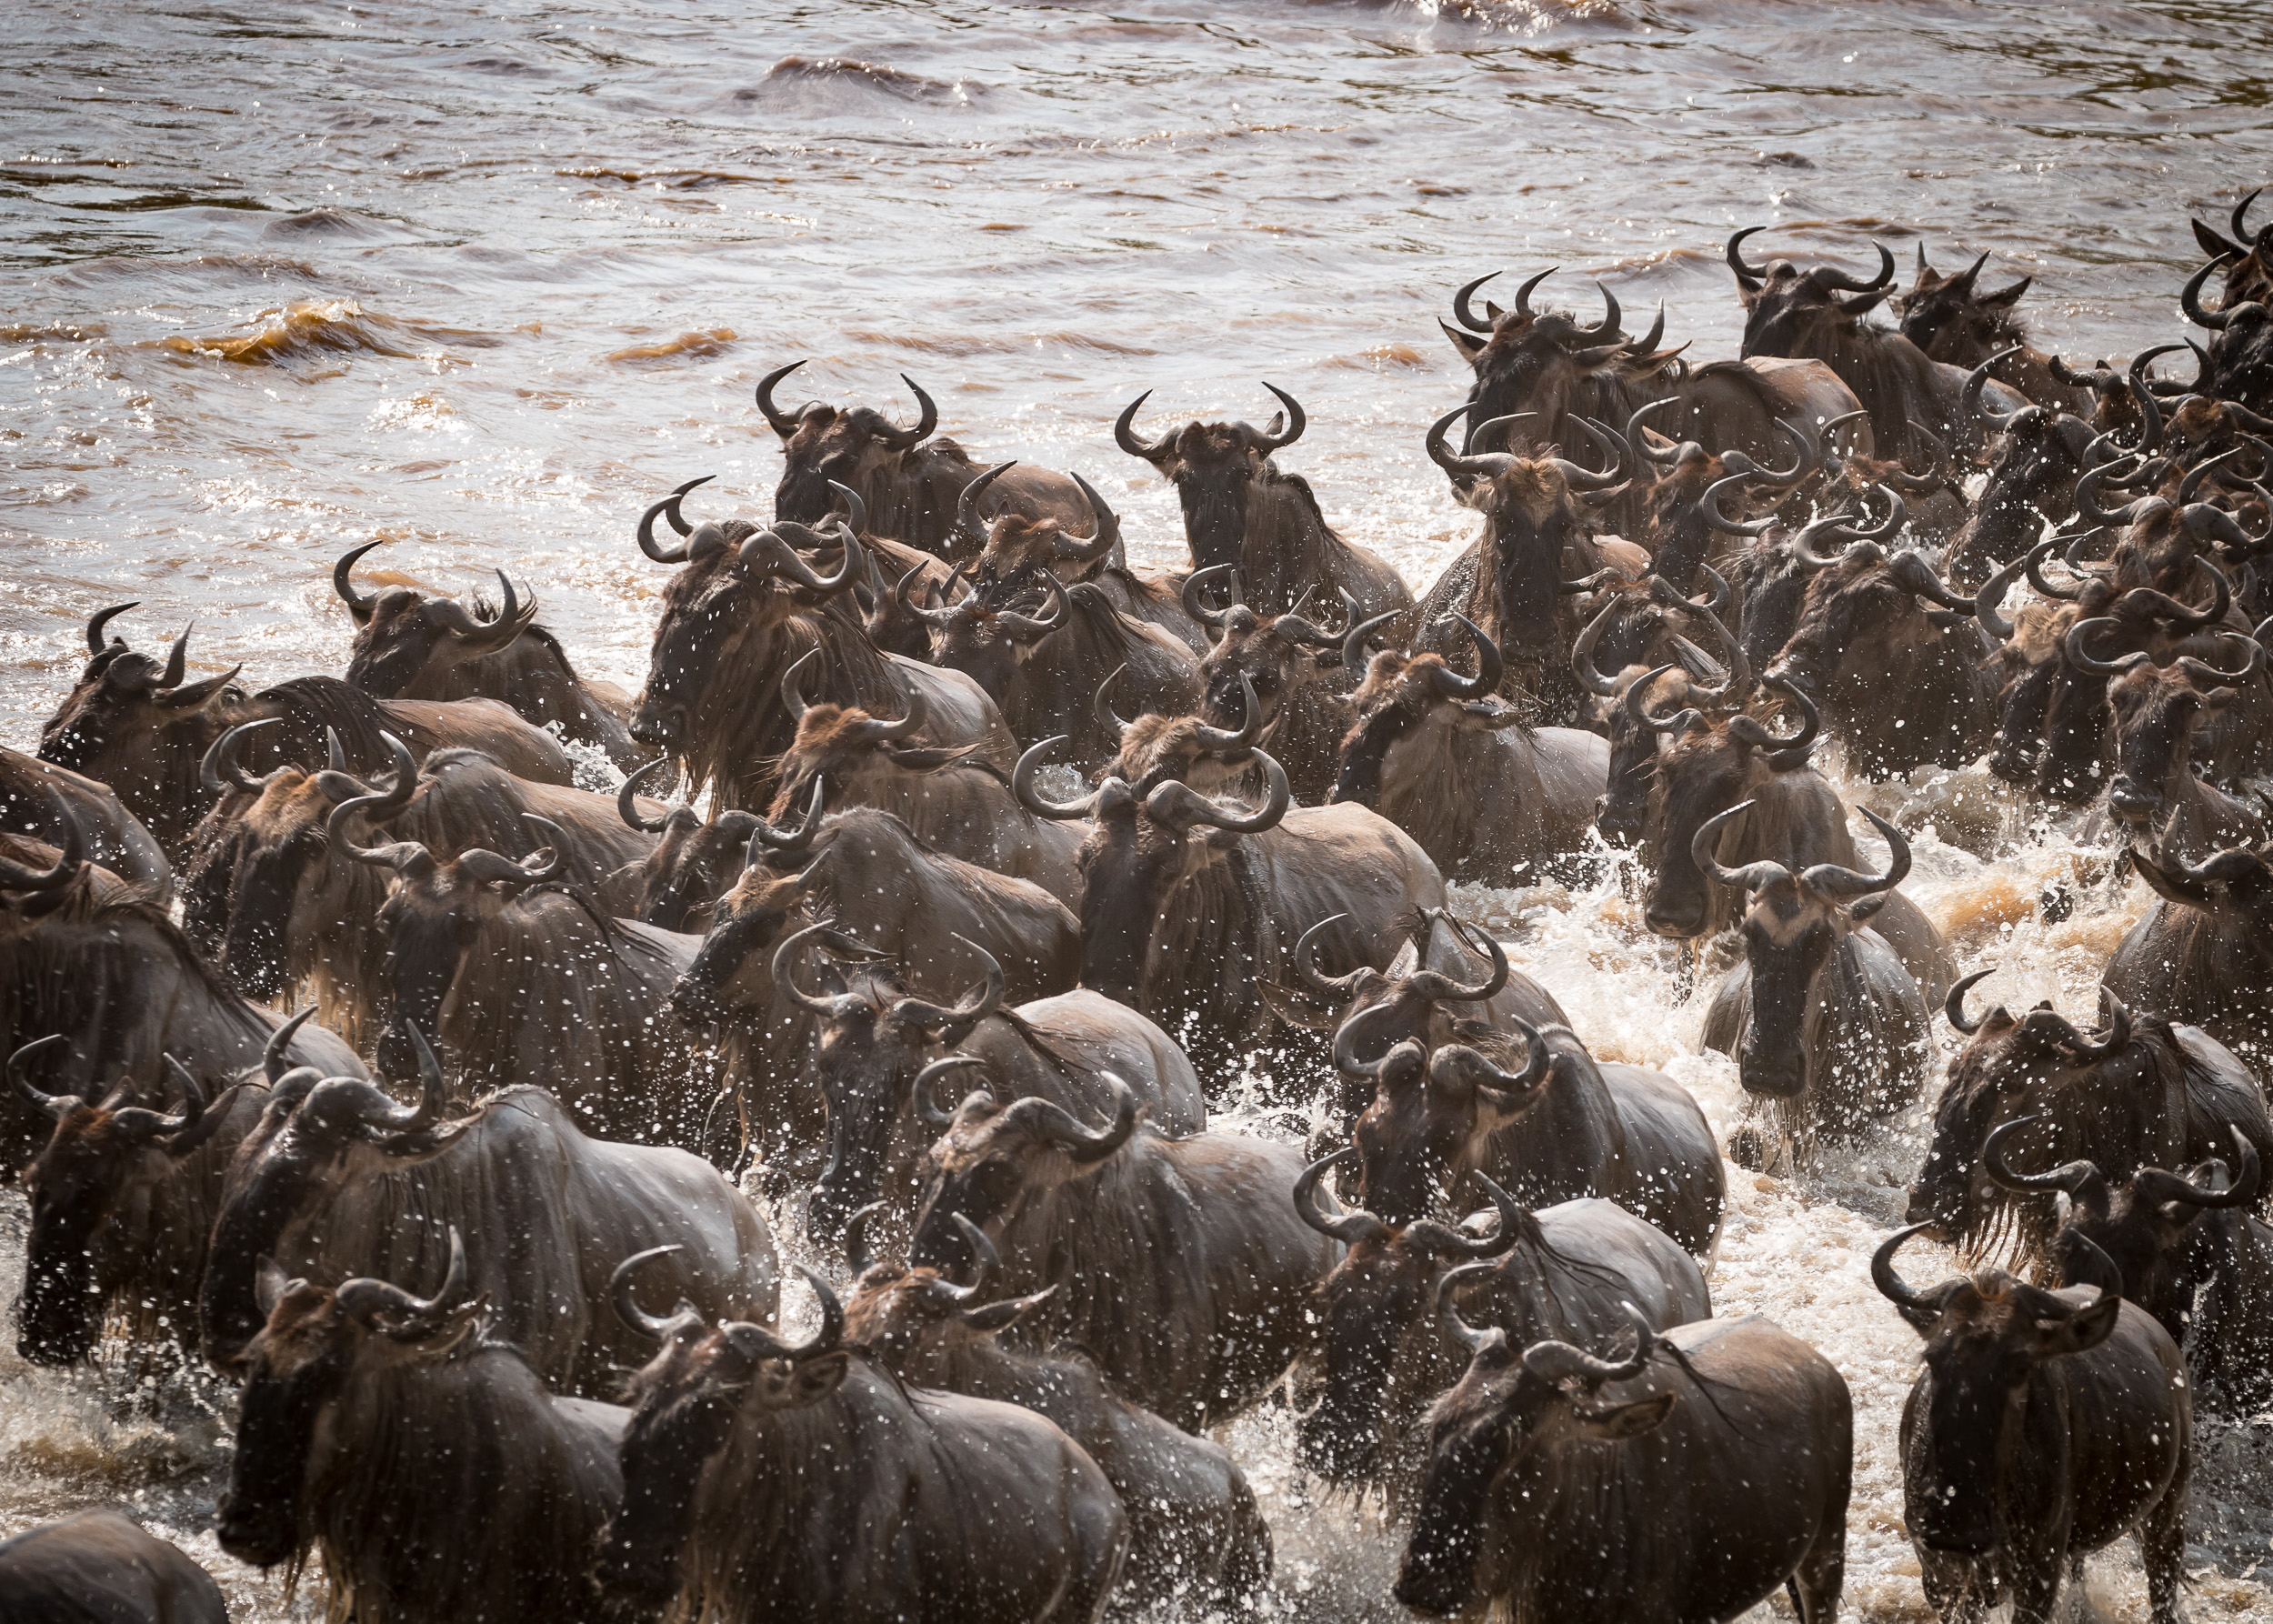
[1058,1496,1132,1624]
[1916,1549,1991,1624]
[1789,1509,1846,1624]
[2139,1473,2188,1624]
[2001,1549,2065,1624]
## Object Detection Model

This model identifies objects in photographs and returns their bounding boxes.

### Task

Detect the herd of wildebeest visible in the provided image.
[7,197,2273,1624]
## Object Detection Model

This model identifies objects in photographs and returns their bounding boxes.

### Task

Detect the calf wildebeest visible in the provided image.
[768,654,1086,902]
[187,728,662,1048]
[1441,266,1867,466]
[1017,738,1447,1071]
[2072,627,2269,861]
[0,1509,225,1624]
[670,805,1080,1172]
[1697,802,1931,1156]
[1413,404,1628,717]
[334,540,642,768]
[1333,617,1608,881]
[779,929,1205,1245]
[39,614,573,856]
[842,1210,1272,1611]
[1295,1155,1710,1491]
[0,809,362,1173]
[1114,382,1416,621]
[215,1233,631,1624]
[1907,980,2273,1267]
[1983,1116,2273,1415]
[2105,844,2273,1065]
[335,810,714,1140]
[1898,246,2090,411]
[1342,1024,1725,1257]
[1873,1224,2190,1624]
[1941,353,2110,586]
[757,361,1097,550]
[1632,678,1957,997]
[616,756,756,933]
[200,1031,777,1388]
[626,489,1014,810]
[1729,227,2029,463]
[593,1267,1129,1624]
[13,1032,272,1367]
[0,743,173,901]
[909,1076,1339,1430]
[1395,1302,1852,1623]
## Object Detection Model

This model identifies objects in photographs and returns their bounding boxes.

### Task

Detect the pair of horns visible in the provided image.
[1116,383,1305,460]
[756,360,936,451]
[1691,799,1909,898]
[334,542,535,649]
[76,609,242,709]
[776,922,1005,1032]
[1294,1145,1527,1256]
[612,1248,847,1364]
[9,1035,215,1147]
[1296,908,1507,1005]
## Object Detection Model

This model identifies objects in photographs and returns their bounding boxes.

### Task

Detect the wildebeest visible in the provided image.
[13,1033,271,1367]
[1017,739,1447,1070]
[615,756,756,933]
[199,1033,777,1388]
[2073,628,2269,861]
[1294,1155,1710,1491]
[1114,383,1416,621]
[1906,980,2273,1266]
[2189,186,2273,306]
[2104,844,2273,1066]
[1342,1024,1725,1257]
[1697,802,1931,1155]
[1982,1115,2273,1415]
[1395,1302,1851,1623]
[39,609,571,853]
[0,1509,225,1624]
[334,540,642,768]
[0,743,173,902]
[0,809,362,1172]
[842,1210,1272,1611]
[1873,1223,2190,1624]
[669,806,1080,1172]
[1898,246,2089,411]
[1332,617,1608,881]
[756,362,1097,550]
[1941,354,2109,586]
[1729,228,2028,463]
[778,928,1205,1245]
[909,1076,1338,1430]
[335,810,714,1139]
[592,1266,1129,1624]
[215,1232,631,1624]
[2181,251,2273,412]
[626,492,1015,811]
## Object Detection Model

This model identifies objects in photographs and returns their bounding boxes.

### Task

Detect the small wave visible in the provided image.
[606,327,737,366]
[260,207,404,243]
[730,54,988,115]
[155,298,501,366]
[839,326,1159,359]
[0,320,105,343]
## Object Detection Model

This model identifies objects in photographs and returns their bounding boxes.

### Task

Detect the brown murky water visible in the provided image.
[5,1,2273,1618]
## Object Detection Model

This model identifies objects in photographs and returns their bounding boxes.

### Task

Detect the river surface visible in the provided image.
[5,1,2273,1619]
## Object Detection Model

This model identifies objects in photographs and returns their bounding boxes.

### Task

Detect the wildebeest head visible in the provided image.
[900,566,1074,707]
[2191,188,2273,307]
[1396,1296,1667,1616]
[38,607,242,838]
[1347,1028,1555,1225]
[1334,616,1516,809]
[13,1037,228,1365]
[664,795,830,1027]
[1906,982,2188,1261]
[1693,799,1910,1101]
[840,1205,1054,1373]
[1295,1147,1522,1480]
[1423,403,1627,664]
[1438,269,1677,456]
[2129,842,2273,969]
[1183,564,1351,748]
[756,361,939,526]
[1763,488,1976,705]
[1727,226,1898,360]
[2183,252,2273,409]
[1897,247,2034,368]
[1636,677,1819,938]
[216,1228,480,1569]
[616,756,753,934]
[946,461,1120,592]
[2087,630,2262,836]
[335,542,537,697]
[1979,1113,2260,1336]
[199,1023,457,1372]
[767,650,961,816]
[1871,1222,2123,1558]
[782,922,1006,1245]
[906,1077,1144,1269]
[1114,383,1309,575]
[596,1258,848,1610]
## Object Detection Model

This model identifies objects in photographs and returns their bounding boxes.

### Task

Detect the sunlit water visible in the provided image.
[5,0,2273,1617]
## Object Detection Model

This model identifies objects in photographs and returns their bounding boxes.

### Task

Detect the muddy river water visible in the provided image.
[5,0,2273,1618]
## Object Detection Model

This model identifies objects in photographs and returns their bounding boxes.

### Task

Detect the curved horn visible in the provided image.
[995,576,1068,646]
[1191,671,1262,753]
[755,359,807,436]
[1520,1317,1653,1386]
[616,757,676,834]
[1964,347,2028,432]
[953,461,1015,556]
[1423,1170,1527,1258]
[1413,913,1511,1004]
[1569,596,1626,698]
[2062,618,2151,679]
[1981,1116,2100,1196]
[1547,415,1628,491]
[333,541,382,622]
[890,936,1005,1032]
[1727,226,1768,290]
[1571,282,1620,344]
[1143,748,1289,833]
[264,1007,320,1086]
[454,815,566,887]
[1340,609,1398,675]
[0,796,85,894]
[743,520,863,596]
[8,1035,76,1119]
[772,921,872,1020]
[898,560,967,629]
[2139,1127,2263,1211]
[1871,1223,1954,1321]
[1800,807,1909,898]
[335,1227,471,1338]
[1094,666,1133,747]
[1450,270,1499,336]
[1427,614,1502,700]
[1294,913,1367,1001]
[1627,396,1686,466]
[426,569,533,653]
[1437,1260,1506,1356]
[1974,538,2056,641]
[2058,987,2132,1063]
[2176,631,2265,690]
[1718,418,1810,486]
[1250,383,1306,453]
[1701,472,1778,537]
[748,774,827,857]
[1292,1147,1388,1245]
[636,482,703,566]
[1726,674,1819,755]
[1012,736,1101,821]
[610,1246,701,1341]
[1945,968,1998,1035]
[199,717,284,797]
[2183,254,2238,332]
[1510,266,1555,320]
[877,374,937,452]
[854,677,928,743]
[936,1213,999,1305]
[1815,240,1897,294]
[1425,401,1502,482]
[1057,471,1120,565]
[841,1204,886,1275]
[85,601,137,656]
[1180,562,1244,628]
[1114,390,1170,461]
[913,1056,988,1131]
[1689,800,1791,894]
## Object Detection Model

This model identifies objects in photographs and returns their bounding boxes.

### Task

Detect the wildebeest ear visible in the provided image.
[2129,850,2218,909]
[2195,218,2244,260]
[1980,277,2031,309]
[1256,980,1336,1033]
[2034,1290,2121,1358]
[255,1257,293,1319]
[786,1350,852,1407]
[1847,892,1892,923]
[1437,320,1487,363]
[1573,1390,1675,1440]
